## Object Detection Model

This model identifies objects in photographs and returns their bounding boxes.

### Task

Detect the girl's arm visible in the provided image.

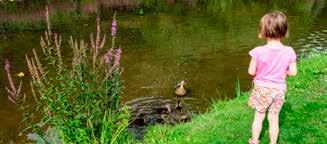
[287,62,297,76]
[248,58,257,76]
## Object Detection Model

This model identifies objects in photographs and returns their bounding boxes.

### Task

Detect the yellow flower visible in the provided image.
[17,72,25,77]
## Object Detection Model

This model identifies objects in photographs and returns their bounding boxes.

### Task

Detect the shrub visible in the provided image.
[4,6,132,144]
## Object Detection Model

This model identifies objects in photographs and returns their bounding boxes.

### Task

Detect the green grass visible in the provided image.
[142,53,327,144]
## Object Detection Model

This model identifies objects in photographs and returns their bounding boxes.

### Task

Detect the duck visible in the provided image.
[175,80,186,96]
[175,100,182,112]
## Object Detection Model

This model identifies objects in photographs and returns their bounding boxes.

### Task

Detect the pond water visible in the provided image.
[0,0,326,142]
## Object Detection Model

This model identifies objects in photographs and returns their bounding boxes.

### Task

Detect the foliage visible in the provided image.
[4,6,133,144]
[142,53,327,143]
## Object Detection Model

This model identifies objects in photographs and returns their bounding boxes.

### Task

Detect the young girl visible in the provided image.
[248,11,297,144]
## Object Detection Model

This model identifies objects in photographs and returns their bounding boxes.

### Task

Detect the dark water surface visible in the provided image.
[0,0,326,142]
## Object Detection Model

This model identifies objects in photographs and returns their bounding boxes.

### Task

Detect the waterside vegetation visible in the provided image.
[4,6,134,143]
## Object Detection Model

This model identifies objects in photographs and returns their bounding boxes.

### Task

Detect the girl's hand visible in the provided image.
[248,58,257,76]
[287,62,297,76]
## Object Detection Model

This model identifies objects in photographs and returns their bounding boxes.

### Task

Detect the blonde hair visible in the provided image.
[259,11,288,39]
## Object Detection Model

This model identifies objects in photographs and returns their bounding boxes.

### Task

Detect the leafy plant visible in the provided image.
[5,6,132,143]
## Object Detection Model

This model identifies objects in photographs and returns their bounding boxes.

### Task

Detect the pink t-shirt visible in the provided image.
[249,44,296,91]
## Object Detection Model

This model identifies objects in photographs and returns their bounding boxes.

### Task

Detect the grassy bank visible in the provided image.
[142,53,327,144]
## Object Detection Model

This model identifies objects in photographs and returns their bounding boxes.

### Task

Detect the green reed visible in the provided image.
[235,77,241,99]
[5,6,133,143]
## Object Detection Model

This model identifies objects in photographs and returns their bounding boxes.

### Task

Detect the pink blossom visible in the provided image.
[103,50,113,64]
[113,48,122,67]
[111,19,117,37]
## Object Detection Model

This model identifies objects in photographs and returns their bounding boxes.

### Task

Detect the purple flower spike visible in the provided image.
[5,59,11,72]
[111,19,117,37]
[113,48,122,67]
[103,50,113,64]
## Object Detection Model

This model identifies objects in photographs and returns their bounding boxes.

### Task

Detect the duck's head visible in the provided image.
[180,80,185,86]
[176,80,186,88]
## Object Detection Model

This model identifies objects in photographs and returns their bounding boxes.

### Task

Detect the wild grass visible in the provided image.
[235,77,241,99]
[142,52,327,144]
[4,6,134,143]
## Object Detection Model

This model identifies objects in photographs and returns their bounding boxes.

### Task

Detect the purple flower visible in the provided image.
[113,48,122,67]
[103,50,113,64]
[111,19,117,37]
[5,59,11,72]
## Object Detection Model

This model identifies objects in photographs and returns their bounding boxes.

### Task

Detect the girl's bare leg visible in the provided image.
[268,113,279,144]
[251,111,266,143]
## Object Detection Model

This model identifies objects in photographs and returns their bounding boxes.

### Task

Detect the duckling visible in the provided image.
[131,117,145,125]
[179,113,190,122]
[164,104,172,114]
[160,114,169,123]
[175,100,182,112]
[175,80,186,96]
[160,114,177,125]
[155,104,171,114]
[156,114,165,124]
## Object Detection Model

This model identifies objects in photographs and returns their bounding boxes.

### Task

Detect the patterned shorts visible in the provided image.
[248,85,285,114]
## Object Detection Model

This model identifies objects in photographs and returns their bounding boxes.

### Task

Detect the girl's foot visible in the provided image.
[249,138,259,144]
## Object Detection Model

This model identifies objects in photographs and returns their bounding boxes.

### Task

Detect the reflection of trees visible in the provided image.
[140,0,324,17]
[136,0,325,54]
[0,0,141,21]
[1,0,323,22]
[0,1,76,21]
[138,0,324,45]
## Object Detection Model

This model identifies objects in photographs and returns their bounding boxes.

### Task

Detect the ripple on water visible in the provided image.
[295,29,327,55]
